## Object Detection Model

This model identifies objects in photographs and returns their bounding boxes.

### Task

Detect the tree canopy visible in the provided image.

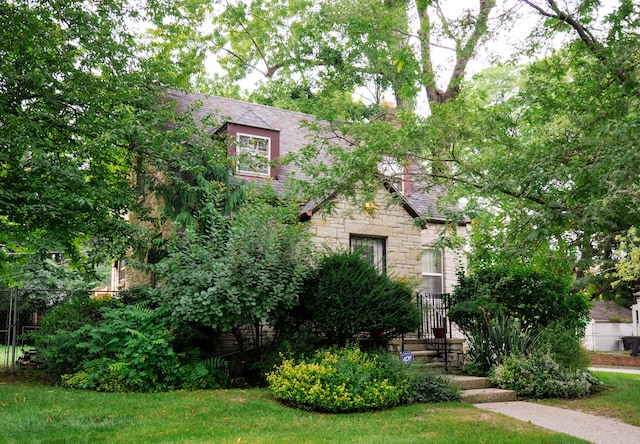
[4,0,639,303]
[225,0,639,298]
[0,0,213,284]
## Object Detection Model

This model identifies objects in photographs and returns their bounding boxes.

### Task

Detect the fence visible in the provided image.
[1,287,119,372]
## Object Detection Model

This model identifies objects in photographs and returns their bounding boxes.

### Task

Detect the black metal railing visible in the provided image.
[416,292,451,339]
[415,292,451,370]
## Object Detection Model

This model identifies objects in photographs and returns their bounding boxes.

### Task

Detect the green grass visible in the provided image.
[539,371,640,427]
[0,372,588,444]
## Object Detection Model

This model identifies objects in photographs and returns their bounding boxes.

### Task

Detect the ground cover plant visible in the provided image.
[0,371,589,444]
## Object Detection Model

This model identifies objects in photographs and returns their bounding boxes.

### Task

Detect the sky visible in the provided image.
[198,0,620,113]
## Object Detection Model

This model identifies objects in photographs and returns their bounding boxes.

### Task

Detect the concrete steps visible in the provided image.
[445,375,517,404]
[389,338,441,364]
[390,339,516,403]
[411,350,439,363]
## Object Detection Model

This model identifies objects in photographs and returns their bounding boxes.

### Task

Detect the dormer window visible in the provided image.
[378,156,405,194]
[217,122,280,180]
[236,133,270,177]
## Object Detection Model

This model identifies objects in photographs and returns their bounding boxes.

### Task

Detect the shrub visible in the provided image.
[301,251,420,346]
[31,294,116,379]
[490,351,605,399]
[60,305,182,392]
[267,346,411,413]
[463,317,537,376]
[536,321,590,371]
[403,369,460,404]
[449,264,590,335]
[58,304,228,392]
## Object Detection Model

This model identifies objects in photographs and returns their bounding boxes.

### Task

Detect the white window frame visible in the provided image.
[378,156,404,194]
[351,235,386,274]
[422,248,443,294]
[236,133,270,177]
[117,259,126,287]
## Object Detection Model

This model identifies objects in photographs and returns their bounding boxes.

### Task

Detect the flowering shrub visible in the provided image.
[267,346,410,413]
[490,351,605,399]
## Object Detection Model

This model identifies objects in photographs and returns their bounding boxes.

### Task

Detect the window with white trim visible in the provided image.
[351,236,386,274]
[378,156,404,194]
[422,248,443,294]
[236,133,270,176]
[117,259,126,287]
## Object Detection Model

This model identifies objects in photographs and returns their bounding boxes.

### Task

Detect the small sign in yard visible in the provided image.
[401,351,414,365]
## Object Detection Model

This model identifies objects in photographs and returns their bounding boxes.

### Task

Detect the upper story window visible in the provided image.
[378,156,405,194]
[236,133,270,177]
[217,122,280,180]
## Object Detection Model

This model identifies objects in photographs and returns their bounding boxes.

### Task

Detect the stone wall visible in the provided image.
[308,192,466,292]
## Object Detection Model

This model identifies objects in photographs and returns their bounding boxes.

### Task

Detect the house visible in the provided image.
[113,90,467,301]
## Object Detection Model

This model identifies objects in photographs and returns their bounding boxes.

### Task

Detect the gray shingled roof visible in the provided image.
[165,89,463,222]
[590,301,632,322]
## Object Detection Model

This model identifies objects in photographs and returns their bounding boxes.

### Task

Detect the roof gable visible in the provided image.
[166,89,465,224]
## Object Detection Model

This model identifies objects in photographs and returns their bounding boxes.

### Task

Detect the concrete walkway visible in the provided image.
[476,401,640,444]
[474,367,640,444]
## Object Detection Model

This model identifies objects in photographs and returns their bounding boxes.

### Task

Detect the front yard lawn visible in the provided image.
[0,371,588,444]
[540,370,640,427]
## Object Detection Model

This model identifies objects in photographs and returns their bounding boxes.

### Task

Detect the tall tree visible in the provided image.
[281,1,640,299]
[209,0,501,112]
[0,0,212,284]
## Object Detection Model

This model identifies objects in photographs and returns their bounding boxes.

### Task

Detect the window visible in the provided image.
[422,248,443,294]
[218,122,280,179]
[117,259,126,287]
[378,156,404,194]
[236,133,270,176]
[351,236,386,274]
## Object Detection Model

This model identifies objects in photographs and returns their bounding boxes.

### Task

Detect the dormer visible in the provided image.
[378,156,409,195]
[217,119,281,180]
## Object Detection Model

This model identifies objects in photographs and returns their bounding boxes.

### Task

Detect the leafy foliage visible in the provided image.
[154,186,314,341]
[209,0,499,112]
[610,227,640,305]
[490,351,605,399]
[449,264,590,335]
[402,369,460,405]
[33,295,228,392]
[55,304,227,392]
[536,321,591,371]
[299,251,420,346]
[31,294,116,380]
[463,317,538,377]
[0,0,217,282]
[267,346,409,413]
[267,345,459,413]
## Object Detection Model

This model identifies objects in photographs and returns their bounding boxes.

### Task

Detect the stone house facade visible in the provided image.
[112,90,467,295]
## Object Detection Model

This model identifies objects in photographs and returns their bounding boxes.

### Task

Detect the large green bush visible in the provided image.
[449,264,590,335]
[300,251,420,346]
[36,299,227,392]
[490,351,604,399]
[31,293,116,379]
[267,346,458,413]
[155,193,313,345]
